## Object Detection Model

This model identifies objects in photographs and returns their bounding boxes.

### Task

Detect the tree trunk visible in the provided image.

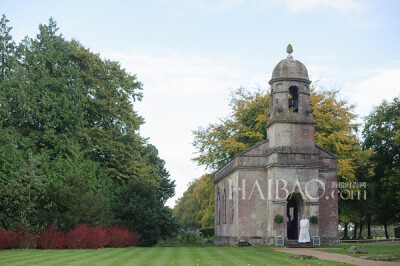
[367,217,372,239]
[353,223,358,239]
[344,223,349,239]
[359,221,363,239]
[384,223,389,239]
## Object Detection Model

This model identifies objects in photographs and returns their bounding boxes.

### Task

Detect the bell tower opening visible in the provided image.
[288,86,298,113]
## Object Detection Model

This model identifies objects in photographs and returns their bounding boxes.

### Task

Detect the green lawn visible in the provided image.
[0,246,347,266]
[317,243,400,258]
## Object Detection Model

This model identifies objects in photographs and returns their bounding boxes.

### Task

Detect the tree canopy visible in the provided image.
[174,173,214,229]
[0,15,176,244]
[362,97,400,236]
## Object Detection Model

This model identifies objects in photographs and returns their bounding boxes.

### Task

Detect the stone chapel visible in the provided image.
[214,45,339,246]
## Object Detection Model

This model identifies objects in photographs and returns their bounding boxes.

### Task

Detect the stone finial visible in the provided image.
[287,44,293,60]
[287,44,293,54]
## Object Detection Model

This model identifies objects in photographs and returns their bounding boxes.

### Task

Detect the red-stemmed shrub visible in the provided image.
[12,230,37,249]
[107,226,141,248]
[37,225,65,249]
[0,230,14,249]
[65,225,110,249]
[1,225,140,249]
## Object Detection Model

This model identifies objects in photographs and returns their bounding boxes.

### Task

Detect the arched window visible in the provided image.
[223,189,226,224]
[217,188,220,225]
[230,185,234,223]
[288,86,299,113]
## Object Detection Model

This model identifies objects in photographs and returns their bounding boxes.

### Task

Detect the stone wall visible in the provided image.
[214,236,272,246]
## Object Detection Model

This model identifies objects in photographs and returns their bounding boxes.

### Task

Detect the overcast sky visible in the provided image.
[3,0,400,207]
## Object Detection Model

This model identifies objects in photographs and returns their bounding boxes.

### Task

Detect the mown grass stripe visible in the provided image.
[114,247,156,265]
[200,247,225,265]
[195,247,221,265]
[46,248,122,265]
[30,250,92,266]
[65,248,126,265]
[183,246,202,265]
[22,250,78,266]
[0,249,72,265]
[174,247,198,265]
[207,247,243,265]
[50,249,129,265]
[45,249,107,265]
[160,246,182,265]
[140,247,171,265]
[237,247,290,265]
[224,246,267,264]
[96,247,142,265]
[145,246,168,265]
[161,246,184,265]
[212,247,253,265]
[0,249,55,261]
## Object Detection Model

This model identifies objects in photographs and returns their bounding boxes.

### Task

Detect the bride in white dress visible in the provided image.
[298,215,310,243]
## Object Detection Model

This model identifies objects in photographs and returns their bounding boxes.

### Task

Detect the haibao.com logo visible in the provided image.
[226,179,367,201]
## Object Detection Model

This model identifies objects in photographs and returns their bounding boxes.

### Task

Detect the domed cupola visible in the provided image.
[270,44,310,84]
[268,44,313,116]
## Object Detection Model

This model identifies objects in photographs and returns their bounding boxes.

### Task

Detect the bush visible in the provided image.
[37,225,65,249]
[107,226,141,248]
[202,236,214,246]
[1,225,141,249]
[65,225,109,249]
[198,227,214,237]
[176,228,203,245]
[158,228,213,247]
[0,230,14,249]
[12,230,37,249]
[64,225,140,249]
[310,215,319,225]
[274,214,284,224]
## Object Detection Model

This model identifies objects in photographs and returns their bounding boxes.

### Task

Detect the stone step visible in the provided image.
[286,240,315,248]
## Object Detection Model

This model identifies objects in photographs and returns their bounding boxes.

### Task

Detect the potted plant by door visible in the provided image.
[310,215,320,246]
[274,214,284,246]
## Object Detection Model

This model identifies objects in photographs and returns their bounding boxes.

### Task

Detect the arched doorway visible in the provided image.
[287,193,302,240]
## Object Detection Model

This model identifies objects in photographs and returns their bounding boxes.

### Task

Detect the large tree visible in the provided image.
[0,16,175,244]
[174,173,215,228]
[363,97,400,237]
[113,176,177,246]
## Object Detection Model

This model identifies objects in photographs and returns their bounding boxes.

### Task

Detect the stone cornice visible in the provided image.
[269,77,311,85]
[272,90,311,96]
[266,117,315,128]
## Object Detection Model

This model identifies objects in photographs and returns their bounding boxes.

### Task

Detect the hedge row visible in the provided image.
[0,225,140,249]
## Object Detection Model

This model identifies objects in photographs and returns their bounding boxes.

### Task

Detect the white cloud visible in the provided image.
[161,0,366,14]
[102,50,265,207]
[266,0,366,13]
[347,66,400,119]
[104,51,253,96]
[158,0,244,14]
